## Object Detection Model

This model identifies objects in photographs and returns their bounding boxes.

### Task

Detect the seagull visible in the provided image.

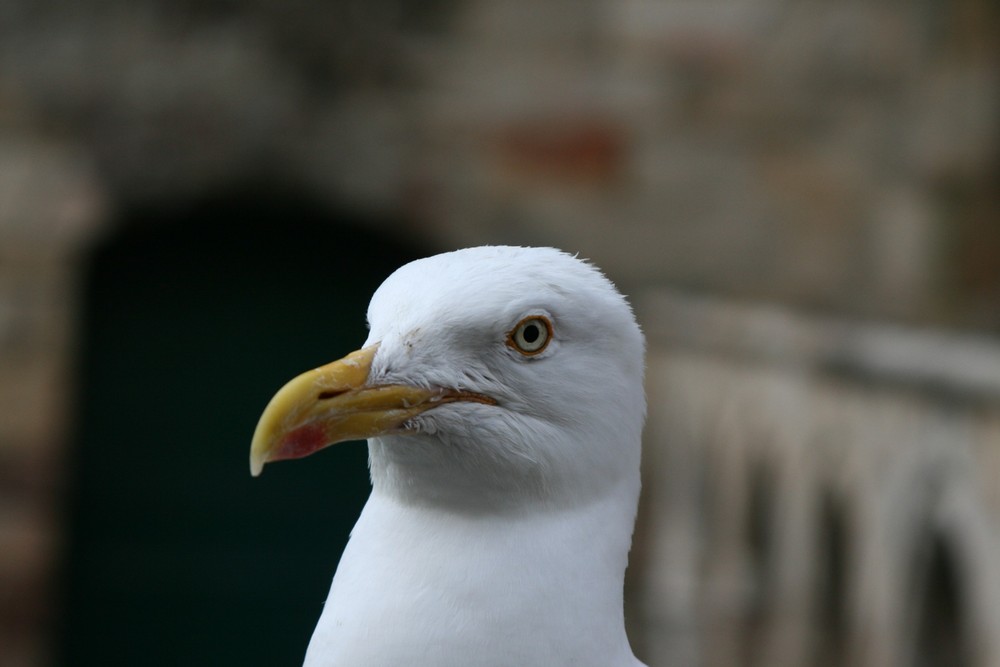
[250,246,647,667]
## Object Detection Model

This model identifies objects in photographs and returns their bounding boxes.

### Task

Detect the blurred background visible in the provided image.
[0,1,998,665]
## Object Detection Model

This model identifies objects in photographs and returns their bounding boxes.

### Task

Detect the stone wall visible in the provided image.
[417,0,999,326]
[0,139,107,666]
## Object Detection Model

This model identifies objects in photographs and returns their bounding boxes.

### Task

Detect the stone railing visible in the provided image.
[631,290,1000,667]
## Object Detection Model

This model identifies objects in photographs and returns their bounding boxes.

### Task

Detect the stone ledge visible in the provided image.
[636,289,1000,402]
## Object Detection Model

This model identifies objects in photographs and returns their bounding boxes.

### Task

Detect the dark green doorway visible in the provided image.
[56,192,427,665]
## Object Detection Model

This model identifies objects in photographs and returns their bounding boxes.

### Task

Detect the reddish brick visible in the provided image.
[493,117,629,186]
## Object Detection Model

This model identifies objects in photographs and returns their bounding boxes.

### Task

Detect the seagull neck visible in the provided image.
[354,487,637,618]
[310,488,641,665]
[367,433,639,515]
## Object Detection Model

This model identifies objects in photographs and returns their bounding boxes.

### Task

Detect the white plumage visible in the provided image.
[252,246,646,667]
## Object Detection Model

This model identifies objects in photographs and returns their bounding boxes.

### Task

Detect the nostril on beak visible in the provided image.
[317,389,347,400]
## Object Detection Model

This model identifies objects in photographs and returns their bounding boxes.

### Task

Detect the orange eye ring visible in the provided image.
[507,316,553,356]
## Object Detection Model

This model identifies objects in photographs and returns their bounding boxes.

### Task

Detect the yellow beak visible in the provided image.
[249,344,495,476]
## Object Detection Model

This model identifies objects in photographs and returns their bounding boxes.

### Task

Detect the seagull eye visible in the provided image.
[507,316,553,356]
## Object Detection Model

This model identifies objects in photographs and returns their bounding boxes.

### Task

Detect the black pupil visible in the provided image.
[522,323,541,344]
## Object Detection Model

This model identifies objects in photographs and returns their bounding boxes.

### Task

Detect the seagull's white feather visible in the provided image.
[304,246,646,667]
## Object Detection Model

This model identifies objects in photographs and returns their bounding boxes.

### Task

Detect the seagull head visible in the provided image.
[251,246,645,512]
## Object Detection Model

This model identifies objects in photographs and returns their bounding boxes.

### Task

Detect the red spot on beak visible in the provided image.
[274,423,328,462]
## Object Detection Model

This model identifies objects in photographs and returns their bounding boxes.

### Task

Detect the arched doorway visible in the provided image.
[55,191,428,665]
